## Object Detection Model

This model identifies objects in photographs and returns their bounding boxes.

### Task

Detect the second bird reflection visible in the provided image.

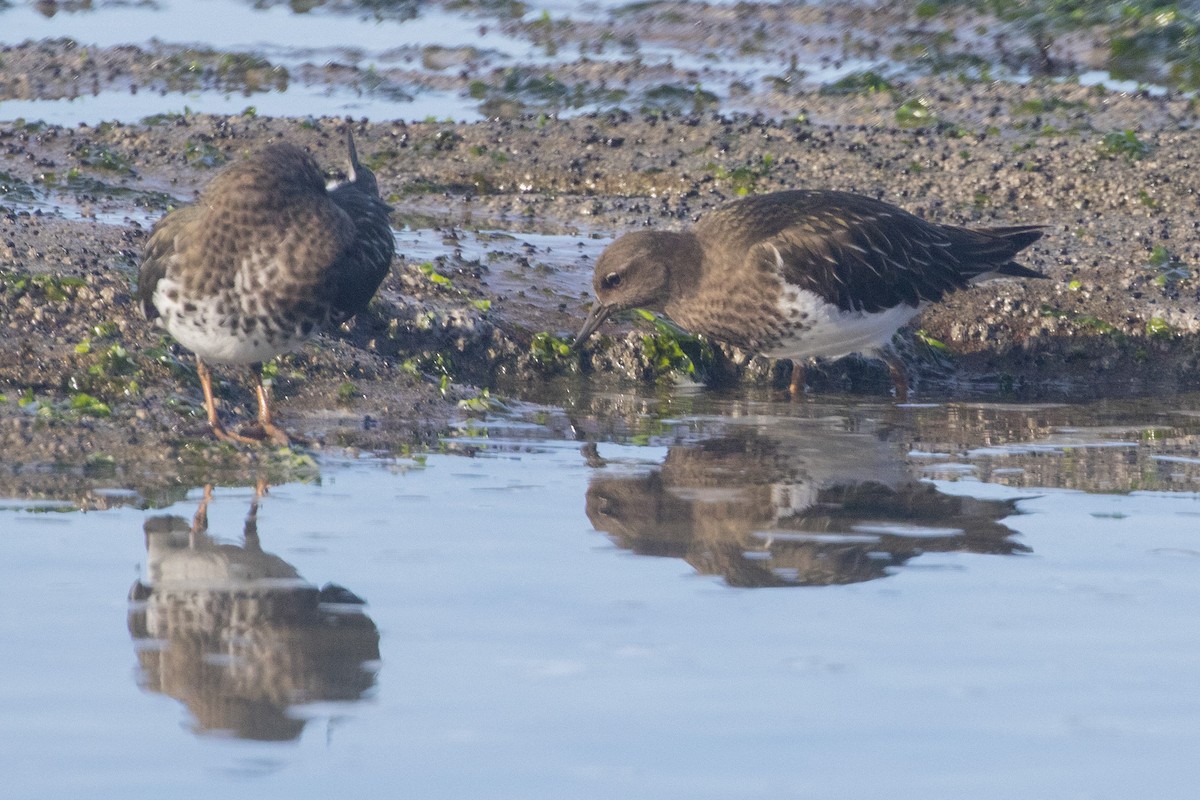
[128,483,380,741]
[585,424,1028,588]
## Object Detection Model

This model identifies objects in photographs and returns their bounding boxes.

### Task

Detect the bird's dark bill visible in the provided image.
[573,304,612,348]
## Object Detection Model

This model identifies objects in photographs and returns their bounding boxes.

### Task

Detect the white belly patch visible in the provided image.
[764,289,923,361]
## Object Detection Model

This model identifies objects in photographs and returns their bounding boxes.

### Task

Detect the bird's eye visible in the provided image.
[601,271,622,290]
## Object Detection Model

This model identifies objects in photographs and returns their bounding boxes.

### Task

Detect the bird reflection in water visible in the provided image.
[127,482,380,741]
[585,425,1028,588]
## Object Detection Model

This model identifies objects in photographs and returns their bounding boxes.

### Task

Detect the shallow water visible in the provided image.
[3,391,1200,798]
[0,0,530,56]
[0,0,1169,127]
[0,0,524,124]
[0,85,483,129]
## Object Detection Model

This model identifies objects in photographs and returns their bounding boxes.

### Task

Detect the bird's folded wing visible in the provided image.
[757,216,965,313]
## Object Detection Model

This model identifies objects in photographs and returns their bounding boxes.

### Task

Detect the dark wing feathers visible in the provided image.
[720,191,1043,313]
[136,229,170,321]
[327,184,395,322]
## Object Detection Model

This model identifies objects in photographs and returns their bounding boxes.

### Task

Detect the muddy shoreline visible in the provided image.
[4,6,1200,498]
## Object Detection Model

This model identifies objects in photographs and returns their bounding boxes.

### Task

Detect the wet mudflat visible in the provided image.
[6,0,1200,459]
[4,391,1200,798]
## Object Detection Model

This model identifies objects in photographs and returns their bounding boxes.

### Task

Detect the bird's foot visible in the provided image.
[234,421,294,448]
[210,422,268,446]
[261,421,295,448]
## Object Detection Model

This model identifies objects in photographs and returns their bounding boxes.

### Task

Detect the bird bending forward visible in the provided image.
[575,190,1044,399]
[138,129,395,444]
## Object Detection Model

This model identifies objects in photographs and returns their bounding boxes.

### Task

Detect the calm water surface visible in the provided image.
[3,391,1199,798]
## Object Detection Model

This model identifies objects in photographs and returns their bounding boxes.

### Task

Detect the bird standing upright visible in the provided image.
[575,190,1044,399]
[138,129,395,444]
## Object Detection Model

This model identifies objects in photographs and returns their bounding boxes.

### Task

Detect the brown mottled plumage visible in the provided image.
[576,190,1044,399]
[138,129,394,444]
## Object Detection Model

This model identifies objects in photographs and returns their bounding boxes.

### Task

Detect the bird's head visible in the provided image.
[575,231,689,346]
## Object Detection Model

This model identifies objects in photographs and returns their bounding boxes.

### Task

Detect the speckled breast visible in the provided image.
[152,264,334,365]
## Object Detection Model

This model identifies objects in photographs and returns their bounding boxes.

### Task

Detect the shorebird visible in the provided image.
[574,189,1044,399]
[138,129,395,445]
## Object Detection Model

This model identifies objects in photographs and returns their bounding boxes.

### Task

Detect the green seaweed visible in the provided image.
[141,109,191,126]
[1145,317,1176,338]
[457,388,506,413]
[336,381,361,403]
[1147,244,1190,288]
[1040,305,1122,337]
[0,171,35,202]
[895,97,938,128]
[74,142,133,174]
[708,154,774,196]
[418,261,454,288]
[819,70,894,96]
[398,352,457,395]
[1099,129,1151,160]
[68,392,112,418]
[0,272,86,303]
[924,0,1200,89]
[914,329,952,352]
[471,68,626,117]
[530,331,576,371]
[640,83,719,116]
[184,139,227,168]
[633,309,715,380]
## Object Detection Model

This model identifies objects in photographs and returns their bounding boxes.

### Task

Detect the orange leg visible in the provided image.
[196,358,262,445]
[253,368,290,447]
[788,359,807,398]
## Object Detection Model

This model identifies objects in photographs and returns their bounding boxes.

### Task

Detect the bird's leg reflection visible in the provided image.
[190,483,213,543]
[242,477,269,549]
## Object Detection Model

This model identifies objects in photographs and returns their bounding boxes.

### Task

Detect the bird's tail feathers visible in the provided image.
[991,261,1047,279]
[951,224,1045,272]
[979,225,1045,252]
